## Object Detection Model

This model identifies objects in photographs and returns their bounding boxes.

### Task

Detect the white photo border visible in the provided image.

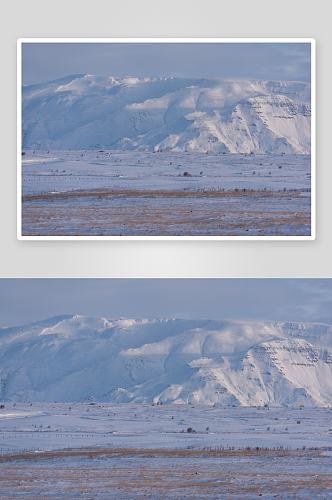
[17,37,316,241]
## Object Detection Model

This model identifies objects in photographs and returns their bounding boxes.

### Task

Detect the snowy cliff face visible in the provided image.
[0,316,330,406]
[22,75,311,154]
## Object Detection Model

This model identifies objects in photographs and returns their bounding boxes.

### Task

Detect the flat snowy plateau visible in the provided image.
[20,75,312,237]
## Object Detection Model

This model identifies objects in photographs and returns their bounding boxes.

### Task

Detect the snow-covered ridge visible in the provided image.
[0,316,330,406]
[22,75,311,153]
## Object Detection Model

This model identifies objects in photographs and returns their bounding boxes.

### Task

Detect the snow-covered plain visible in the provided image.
[21,151,311,237]
[1,402,331,454]
[1,316,331,407]
[22,150,311,195]
[1,403,331,499]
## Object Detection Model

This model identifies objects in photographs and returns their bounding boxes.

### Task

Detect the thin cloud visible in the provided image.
[0,279,331,328]
[22,42,312,85]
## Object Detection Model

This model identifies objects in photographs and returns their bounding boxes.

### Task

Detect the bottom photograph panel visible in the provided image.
[0,278,331,498]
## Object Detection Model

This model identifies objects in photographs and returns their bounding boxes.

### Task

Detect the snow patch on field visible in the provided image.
[0,403,331,454]
[21,150,311,194]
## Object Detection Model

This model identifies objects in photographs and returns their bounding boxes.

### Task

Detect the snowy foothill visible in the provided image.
[21,75,311,155]
[1,316,331,407]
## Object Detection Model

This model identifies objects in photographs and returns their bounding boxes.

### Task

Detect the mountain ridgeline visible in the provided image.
[0,316,330,406]
[22,75,311,154]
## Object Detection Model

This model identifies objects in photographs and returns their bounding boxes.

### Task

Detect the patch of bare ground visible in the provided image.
[0,447,331,499]
[21,188,311,236]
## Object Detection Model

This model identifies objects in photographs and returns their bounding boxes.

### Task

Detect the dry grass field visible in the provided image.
[21,188,311,236]
[0,446,331,499]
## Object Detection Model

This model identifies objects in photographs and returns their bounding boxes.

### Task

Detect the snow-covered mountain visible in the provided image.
[22,75,311,154]
[0,316,330,406]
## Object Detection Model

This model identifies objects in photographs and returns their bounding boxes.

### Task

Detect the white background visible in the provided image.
[1,0,331,278]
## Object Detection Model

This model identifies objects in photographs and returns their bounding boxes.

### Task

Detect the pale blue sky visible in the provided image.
[22,42,311,86]
[0,279,330,327]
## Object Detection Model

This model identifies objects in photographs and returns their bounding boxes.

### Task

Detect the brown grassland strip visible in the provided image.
[0,447,331,499]
[0,446,320,462]
[0,447,332,500]
[22,187,307,203]
[22,188,311,236]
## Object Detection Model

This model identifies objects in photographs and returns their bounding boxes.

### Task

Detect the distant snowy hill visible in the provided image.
[0,316,330,406]
[22,75,311,154]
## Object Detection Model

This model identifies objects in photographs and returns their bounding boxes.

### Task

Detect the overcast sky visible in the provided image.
[21,41,311,86]
[0,279,330,328]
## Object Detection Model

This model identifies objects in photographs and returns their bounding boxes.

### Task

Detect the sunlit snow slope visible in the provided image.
[0,316,330,406]
[22,75,311,153]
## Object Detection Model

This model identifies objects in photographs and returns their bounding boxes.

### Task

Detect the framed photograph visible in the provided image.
[18,38,315,240]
